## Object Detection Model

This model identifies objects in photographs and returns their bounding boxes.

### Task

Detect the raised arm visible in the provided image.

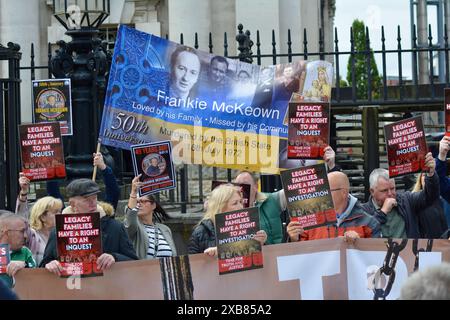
[409,152,440,212]
[15,173,30,219]
[93,152,120,209]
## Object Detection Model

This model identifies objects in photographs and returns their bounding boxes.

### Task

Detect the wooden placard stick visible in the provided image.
[92,139,102,181]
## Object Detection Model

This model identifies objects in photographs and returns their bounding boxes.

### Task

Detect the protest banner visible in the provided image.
[131,140,176,196]
[280,163,336,229]
[287,101,330,159]
[15,238,450,300]
[215,207,262,275]
[211,181,251,208]
[0,244,9,274]
[99,25,333,174]
[445,88,450,136]
[19,122,66,181]
[55,212,102,277]
[32,79,72,136]
[384,115,428,178]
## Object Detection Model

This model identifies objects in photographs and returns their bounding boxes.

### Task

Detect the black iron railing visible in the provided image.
[12,22,449,210]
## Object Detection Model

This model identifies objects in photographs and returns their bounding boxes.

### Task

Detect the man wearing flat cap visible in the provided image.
[40,179,138,275]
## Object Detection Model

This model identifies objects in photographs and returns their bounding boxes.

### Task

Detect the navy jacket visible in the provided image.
[363,172,440,238]
[39,215,138,267]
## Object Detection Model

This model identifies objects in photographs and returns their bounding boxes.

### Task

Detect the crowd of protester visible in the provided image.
[2,139,450,300]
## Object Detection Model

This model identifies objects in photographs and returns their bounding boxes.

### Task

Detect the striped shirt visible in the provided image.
[143,224,173,258]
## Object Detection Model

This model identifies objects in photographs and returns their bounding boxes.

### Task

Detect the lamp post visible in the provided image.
[236,24,282,193]
[51,0,110,178]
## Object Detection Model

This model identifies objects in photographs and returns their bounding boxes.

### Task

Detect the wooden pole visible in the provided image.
[92,140,102,181]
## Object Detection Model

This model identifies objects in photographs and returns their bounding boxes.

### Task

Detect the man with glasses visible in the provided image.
[40,179,138,275]
[235,147,339,244]
[0,213,36,288]
[363,151,439,238]
[286,171,380,242]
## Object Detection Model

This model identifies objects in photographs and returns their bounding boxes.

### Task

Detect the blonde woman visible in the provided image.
[188,184,267,256]
[27,196,63,266]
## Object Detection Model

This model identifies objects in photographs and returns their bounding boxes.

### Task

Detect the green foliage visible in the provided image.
[346,20,382,99]
[339,78,348,87]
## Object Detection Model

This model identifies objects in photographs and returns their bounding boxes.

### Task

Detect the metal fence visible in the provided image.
[12,22,450,211]
[0,42,22,210]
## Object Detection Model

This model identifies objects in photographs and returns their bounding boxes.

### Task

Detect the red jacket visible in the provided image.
[301,197,381,241]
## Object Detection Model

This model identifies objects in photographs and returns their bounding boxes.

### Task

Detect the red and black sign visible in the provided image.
[0,244,10,274]
[19,122,66,181]
[215,207,263,275]
[280,163,336,229]
[287,101,330,159]
[385,115,428,178]
[55,212,103,277]
[445,88,450,136]
[131,140,176,196]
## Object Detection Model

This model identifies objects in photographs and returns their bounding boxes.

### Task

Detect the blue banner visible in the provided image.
[100,25,333,173]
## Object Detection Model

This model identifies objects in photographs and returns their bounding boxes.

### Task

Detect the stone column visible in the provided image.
[0,0,41,122]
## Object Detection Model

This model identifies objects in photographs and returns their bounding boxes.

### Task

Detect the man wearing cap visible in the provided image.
[40,179,138,275]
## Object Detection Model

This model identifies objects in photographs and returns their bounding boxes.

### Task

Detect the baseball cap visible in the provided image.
[66,179,101,198]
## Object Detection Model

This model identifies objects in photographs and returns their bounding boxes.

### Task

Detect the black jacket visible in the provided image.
[39,215,139,267]
[417,198,448,239]
[188,219,216,254]
[362,173,440,238]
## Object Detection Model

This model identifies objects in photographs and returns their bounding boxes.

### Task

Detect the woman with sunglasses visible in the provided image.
[124,175,177,260]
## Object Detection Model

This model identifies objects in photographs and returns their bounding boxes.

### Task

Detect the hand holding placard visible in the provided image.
[438,136,450,161]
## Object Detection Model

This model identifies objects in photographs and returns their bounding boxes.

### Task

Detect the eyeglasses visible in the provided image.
[7,228,27,234]
[137,199,154,205]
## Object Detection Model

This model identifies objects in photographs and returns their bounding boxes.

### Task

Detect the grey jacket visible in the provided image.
[124,206,177,260]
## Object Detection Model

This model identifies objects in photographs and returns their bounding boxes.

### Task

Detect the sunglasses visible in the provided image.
[137,199,154,205]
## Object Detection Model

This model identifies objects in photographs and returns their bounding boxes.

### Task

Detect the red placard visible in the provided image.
[55,212,103,277]
[384,116,428,178]
[287,101,330,159]
[280,163,336,229]
[0,244,10,274]
[445,88,450,136]
[215,207,263,275]
[131,141,176,196]
[19,122,66,181]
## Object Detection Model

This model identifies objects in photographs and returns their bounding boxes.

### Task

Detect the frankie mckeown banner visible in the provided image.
[287,101,330,159]
[32,79,72,136]
[19,122,66,181]
[280,163,336,229]
[130,141,176,196]
[55,212,103,277]
[384,115,428,178]
[215,207,263,275]
[99,25,333,173]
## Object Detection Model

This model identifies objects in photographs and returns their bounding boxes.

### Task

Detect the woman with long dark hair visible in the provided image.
[124,175,177,259]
